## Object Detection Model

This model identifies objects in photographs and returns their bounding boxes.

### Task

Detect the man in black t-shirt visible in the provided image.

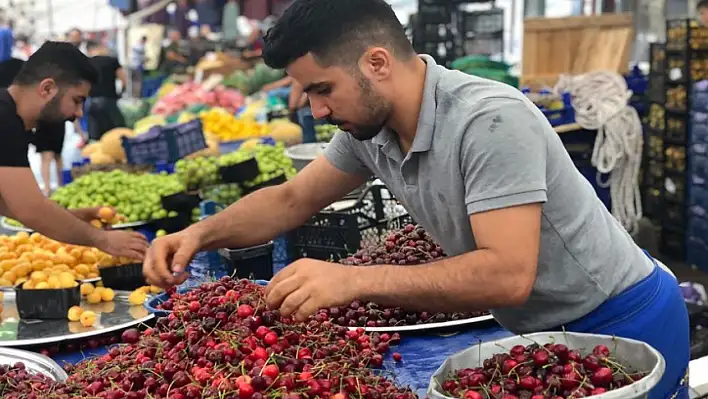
[0,41,148,260]
[86,41,127,141]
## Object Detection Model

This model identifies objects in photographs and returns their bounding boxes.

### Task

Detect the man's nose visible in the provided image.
[309,97,330,120]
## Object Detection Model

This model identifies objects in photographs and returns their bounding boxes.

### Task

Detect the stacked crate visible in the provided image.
[412,0,503,67]
[661,19,708,261]
[688,82,708,270]
[643,43,666,224]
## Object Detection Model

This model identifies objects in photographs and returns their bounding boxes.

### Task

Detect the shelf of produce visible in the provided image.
[0,290,154,348]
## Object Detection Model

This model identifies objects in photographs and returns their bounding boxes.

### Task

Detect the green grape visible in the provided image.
[50,169,185,223]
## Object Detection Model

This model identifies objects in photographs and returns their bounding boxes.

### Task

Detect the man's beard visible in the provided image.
[327,75,391,142]
[38,94,72,125]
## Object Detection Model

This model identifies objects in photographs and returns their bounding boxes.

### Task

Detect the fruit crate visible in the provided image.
[122,119,207,165]
[289,212,362,262]
[644,160,664,188]
[649,43,665,76]
[666,19,708,52]
[665,145,687,174]
[647,76,665,103]
[329,185,410,247]
[289,185,412,260]
[461,9,504,38]
[664,174,686,204]
[666,84,688,113]
[417,3,455,25]
[463,37,503,58]
[666,114,688,143]
[660,229,686,260]
[642,185,662,221]
[416,23,457,43]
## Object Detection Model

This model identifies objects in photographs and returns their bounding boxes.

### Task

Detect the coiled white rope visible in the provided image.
[554,71,644,234]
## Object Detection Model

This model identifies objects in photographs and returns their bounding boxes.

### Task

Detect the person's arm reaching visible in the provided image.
[0,167,148,259]
[265,98,550,321]
[115,66,128,93]
[144,130,370,288]
[261,76,292,93]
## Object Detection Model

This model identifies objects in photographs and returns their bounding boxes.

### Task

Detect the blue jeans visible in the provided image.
[296,107,317,143]
[558,259,690,399]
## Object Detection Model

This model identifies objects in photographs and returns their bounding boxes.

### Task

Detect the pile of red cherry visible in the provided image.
[325,224,487,328]
[438,342,647,399]
[1,277,416,399]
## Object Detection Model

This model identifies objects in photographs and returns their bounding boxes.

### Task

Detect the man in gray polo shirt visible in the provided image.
[143,0,689,396]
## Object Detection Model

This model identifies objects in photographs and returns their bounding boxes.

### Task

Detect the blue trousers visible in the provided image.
[559,262,690,399]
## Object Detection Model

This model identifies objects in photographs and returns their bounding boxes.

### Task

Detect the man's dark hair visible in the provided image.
[699,0,708,9]
[13,41,99,87]
[262,0,415,70]
[85,40,101,52]
[68,27,82,35]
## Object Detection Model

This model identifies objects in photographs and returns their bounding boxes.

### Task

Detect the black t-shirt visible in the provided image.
[89,56,121,98]
[0,89,31,167]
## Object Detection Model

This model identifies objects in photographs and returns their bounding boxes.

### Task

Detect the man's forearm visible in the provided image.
[17,199,104,247]
[189,184,314,250]
[355,250,535,312]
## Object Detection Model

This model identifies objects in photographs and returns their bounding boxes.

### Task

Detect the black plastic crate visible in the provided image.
[463,37,503,57]
[665,145,687,173]
[644,160,664,187]
[418,4,454,25]
[666,19,708,52]
[416,23,457,42]
[219,242,274,280]
[219,158,260,184]
[16,283,81,319]
[290,213,362,262]
[666,84,688,112]
[461,9,504,36]
[664,174,686,204]
[660,229,685,260]
[647,75,665,103]
[666,53,689,83]
[646,131,664,160]
[642,185,662,220]
[161,191,201,214]
[99,263,146,291]
[664,199,686,225]
[647,104,665,131]
[666,115,688,143]
[649,43,665,75]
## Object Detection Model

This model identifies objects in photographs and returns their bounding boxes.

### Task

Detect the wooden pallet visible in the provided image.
[522,13,634,88]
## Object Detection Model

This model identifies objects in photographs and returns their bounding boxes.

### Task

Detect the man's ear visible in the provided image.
[359,47,393,81]
[37,78,58,100]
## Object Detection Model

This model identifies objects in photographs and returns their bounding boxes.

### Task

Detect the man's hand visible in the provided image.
[70,207,120,224]
[143,230,201,289]
[94,230,149,261]
[265,259,363,322]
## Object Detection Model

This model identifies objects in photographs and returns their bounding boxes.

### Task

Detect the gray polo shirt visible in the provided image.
[323,55,654,333]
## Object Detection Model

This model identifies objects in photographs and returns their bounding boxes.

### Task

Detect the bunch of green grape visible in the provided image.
[217,151,256,168]
[315,124,338,142]
[201,183,243,206]
[51,170,184,222]
[174,156,221,189]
